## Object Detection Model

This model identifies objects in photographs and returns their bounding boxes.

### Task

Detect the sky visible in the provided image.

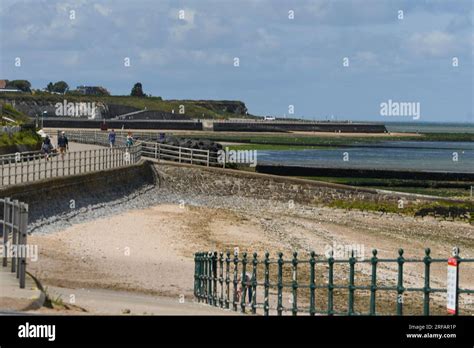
[0,0,472,122]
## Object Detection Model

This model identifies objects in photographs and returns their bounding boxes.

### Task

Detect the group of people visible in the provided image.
[108,129,134,148]
[41,131,69,160]
[41,129,135,161]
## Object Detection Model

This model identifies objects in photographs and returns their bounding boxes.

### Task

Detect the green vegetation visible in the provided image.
[300,176,474,198]
[46,81,69,94]
[0,130,42,147]
[5,80,31,92]
[328,199,474,223]
[183,132,474,145]
[130,82,146,97]
[0,93,251,120]
[0,103,31,124]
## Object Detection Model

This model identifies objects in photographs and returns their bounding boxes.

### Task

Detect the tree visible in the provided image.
[6,80,31,92]
[46,82,54,92]
[52,81,69,94]
[130,82,146,97]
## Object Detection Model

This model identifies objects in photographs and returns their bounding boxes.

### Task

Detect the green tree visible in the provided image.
[6,80,31,92]
[46,82,54,92]
[52,81,69,94]
[130,82,146,97]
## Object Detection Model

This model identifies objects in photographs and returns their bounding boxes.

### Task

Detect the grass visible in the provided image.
[0,130,42,147]
[1,93,253,120]
[300,176,474,198]
[0,103,31,124]
[328,199,473,223]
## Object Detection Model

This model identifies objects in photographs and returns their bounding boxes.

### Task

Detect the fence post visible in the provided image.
[309,251,316,316]
[207,150,210,167]
[207,251,213,304]
[194,253,199,299]
[219,252,224,308]
[18,203,28,289]
[233,252,239,311]
[423,248,431,316]
[2,198,11,267]
[212,251,218,306]
[202,252,208,303]
[251,252,258,315]
[11,200,19,273]
[277,252,283,316]
[240,252,248,313]
[327,250,334,316]
[369,249,378,315]
[348,250,356,315]
[225,251,231,309]
[397,249,405,316]
[264,252,270,316]
[292,251,298,316]
[179,147,182,163]
[451,247,461,316]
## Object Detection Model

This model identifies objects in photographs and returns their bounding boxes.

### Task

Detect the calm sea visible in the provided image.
[258,141,474,173]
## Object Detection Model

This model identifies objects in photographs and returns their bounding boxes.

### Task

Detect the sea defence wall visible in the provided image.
[41,118,387,133]
[42,118,202,130]
[152,161,444,205]
[0,162,156,226]
[0,159,453,229]
[212,121,388,133]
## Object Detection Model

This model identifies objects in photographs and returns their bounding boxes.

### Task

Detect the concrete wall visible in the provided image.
[42,118,202,130]
[0,162,156,225]
[152,161,440,206]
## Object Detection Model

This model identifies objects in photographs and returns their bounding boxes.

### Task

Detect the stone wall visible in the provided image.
[0,162,156,224]
[153,161,443,206]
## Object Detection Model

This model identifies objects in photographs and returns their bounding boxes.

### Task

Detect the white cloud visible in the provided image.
[93,4,111,17]
[408,31,456,57]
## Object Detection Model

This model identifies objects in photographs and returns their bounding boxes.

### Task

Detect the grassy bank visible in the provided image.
[0,93,251,120]
[299,176,474,198]
[0,130,42,147]
[328,199,473,224]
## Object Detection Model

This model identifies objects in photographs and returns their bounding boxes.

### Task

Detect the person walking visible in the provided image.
[57,131,69,160]
[126,132,134,148]
[41,135,53,160]
[108,129,116,148]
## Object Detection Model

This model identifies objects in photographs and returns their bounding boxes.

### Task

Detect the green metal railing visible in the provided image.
[194,248,474,316]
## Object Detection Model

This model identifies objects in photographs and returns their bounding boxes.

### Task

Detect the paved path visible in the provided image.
[31,286,238,315]
[0,266,44,311]
[0,138,130,186]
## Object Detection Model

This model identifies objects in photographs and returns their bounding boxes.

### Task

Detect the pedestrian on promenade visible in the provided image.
[41,135,53,160]
[57,131,69,160]
[237,272,253,305]
[109,129,116,148]
[126,132,134,148]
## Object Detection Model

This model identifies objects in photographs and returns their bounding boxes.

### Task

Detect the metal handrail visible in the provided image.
[1,198,28,289]
[194,248,474,316]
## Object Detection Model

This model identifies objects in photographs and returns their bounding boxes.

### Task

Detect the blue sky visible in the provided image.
[0,0,472,122]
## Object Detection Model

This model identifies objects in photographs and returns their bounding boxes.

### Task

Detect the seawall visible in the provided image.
[0,161,156,226]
